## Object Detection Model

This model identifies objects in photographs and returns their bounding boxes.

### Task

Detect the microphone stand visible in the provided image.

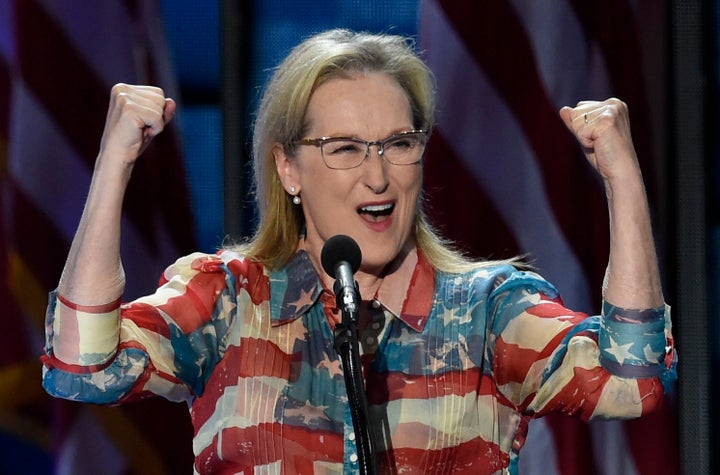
[333,284,378,475]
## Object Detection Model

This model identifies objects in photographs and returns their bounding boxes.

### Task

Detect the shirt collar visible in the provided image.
[375,248,436,331]
[269,246,435,332]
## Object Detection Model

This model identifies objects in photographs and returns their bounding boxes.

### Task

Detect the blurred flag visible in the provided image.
[419,1,678,474]
[0,0,196,473]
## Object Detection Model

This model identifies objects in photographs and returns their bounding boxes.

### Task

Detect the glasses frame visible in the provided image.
[295,129,428,170]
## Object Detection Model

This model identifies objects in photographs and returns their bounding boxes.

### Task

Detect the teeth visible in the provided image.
[360,203,393,212]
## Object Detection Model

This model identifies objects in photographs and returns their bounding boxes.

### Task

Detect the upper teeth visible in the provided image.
[361,204,393,212]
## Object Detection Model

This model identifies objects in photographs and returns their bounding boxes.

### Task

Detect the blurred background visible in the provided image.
[0,0,714,474]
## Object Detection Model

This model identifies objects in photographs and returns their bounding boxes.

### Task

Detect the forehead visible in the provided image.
[304,73,413,135]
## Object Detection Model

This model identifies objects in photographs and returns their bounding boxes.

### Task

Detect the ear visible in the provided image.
[273,142,299,193]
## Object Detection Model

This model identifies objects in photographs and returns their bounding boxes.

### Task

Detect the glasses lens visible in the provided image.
[320,138,367,169]
[383,133,426,164]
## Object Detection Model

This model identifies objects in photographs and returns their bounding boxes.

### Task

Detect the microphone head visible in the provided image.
[320,234,362,276]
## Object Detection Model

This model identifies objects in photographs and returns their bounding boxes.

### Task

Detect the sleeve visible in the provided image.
[41,251,239,405]
[484,267,677,422]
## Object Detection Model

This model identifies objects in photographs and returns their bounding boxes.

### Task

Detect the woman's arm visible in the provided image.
[559,99,664,309]
[58,84,175,305]
[487,101,674,420]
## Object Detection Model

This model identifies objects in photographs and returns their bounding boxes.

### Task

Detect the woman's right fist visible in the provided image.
[98,83,176,165]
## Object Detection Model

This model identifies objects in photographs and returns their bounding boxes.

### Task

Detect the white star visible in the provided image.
[287,287,315,312]
[284,401,330,423]
[643,344,664,363]
[605,337,635,364]
[317,352,343,375]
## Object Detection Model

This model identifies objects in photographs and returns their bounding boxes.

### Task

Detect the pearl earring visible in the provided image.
[290,186,301,205]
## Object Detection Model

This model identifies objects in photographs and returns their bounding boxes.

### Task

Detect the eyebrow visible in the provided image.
[306,127,417,140]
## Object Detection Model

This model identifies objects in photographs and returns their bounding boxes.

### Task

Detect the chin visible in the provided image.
[358,248,401,275]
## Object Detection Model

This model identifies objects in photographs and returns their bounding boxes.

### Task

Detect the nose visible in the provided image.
[363,143,389,193]
[365,140,385,159]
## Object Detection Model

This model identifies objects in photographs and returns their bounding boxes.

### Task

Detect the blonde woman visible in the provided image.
[43,29,676,474]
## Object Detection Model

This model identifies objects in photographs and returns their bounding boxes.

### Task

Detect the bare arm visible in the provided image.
[559,99,664,309]
[58,83,175,305]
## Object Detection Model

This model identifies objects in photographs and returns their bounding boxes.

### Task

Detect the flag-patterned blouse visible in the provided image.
[42,247,676,475]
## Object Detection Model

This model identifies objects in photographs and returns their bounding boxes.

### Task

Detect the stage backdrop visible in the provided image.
[0,0,680,474]
[0,1,196,473]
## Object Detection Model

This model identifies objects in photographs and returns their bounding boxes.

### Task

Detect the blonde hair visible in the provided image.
[233,29,515,273]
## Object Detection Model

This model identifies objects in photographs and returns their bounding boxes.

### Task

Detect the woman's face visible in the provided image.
[275,72,423,275]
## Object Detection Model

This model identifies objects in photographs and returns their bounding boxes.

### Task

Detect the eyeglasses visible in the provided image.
[295,130,427,170]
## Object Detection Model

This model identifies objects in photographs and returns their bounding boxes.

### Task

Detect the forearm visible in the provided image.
[58,157,134,305]
[602,167,664,309]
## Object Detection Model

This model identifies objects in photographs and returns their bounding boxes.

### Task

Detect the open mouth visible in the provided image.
[357,203,394,222]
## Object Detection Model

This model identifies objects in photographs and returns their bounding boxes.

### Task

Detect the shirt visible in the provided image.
[42,248,676,474]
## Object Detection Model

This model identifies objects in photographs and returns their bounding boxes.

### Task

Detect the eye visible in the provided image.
[324,140,365,156]
[386,136,418,151]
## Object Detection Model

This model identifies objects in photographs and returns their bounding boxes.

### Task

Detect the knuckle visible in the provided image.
[111,83,130,96]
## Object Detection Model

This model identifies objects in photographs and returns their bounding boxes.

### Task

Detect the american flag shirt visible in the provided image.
[42,248,676,474]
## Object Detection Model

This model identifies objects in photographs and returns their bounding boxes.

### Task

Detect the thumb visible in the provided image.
[558,106,574,131]
[163,98,177,124]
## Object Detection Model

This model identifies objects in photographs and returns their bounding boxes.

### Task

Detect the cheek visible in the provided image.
[299,167,355,218]
[399,169,423,204]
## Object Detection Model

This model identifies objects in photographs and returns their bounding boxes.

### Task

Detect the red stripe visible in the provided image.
[493,331,578,389]
[191,339,296,427]
[382,433,508,474]
[226,256,272,305]
[237,338,295,380]
[195,423,344,471]
[157,267,228,334]
[400,250,434,330]
[123,303,172,339]
[494,300,587,388]
[423,131,521,259]
[41,352,116,374]
[636,378,666,416]
[437,0,609,302]
[493,341,547,388]
[57,293,121,313]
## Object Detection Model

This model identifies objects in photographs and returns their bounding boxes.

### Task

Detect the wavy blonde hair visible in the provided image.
[233,29,513,273]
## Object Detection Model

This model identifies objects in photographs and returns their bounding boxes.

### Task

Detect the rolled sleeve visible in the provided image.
[46,291,121,368]
[599,301,676,390]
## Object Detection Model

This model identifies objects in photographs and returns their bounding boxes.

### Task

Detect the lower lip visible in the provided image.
[360,213,393,232]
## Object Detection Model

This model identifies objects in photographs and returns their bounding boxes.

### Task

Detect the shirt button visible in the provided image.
[371,321,381,330]
[348,432,356,441]
[350,453,358,463]
[371,299,381,309]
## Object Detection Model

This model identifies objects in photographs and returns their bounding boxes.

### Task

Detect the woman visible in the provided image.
[42,29,676,474]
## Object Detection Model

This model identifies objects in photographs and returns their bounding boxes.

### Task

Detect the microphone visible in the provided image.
[321,235,378,475]
[321,235,362,319]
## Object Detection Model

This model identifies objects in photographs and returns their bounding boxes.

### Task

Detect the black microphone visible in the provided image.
[321,235,377,475]
[321,235,362,320]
